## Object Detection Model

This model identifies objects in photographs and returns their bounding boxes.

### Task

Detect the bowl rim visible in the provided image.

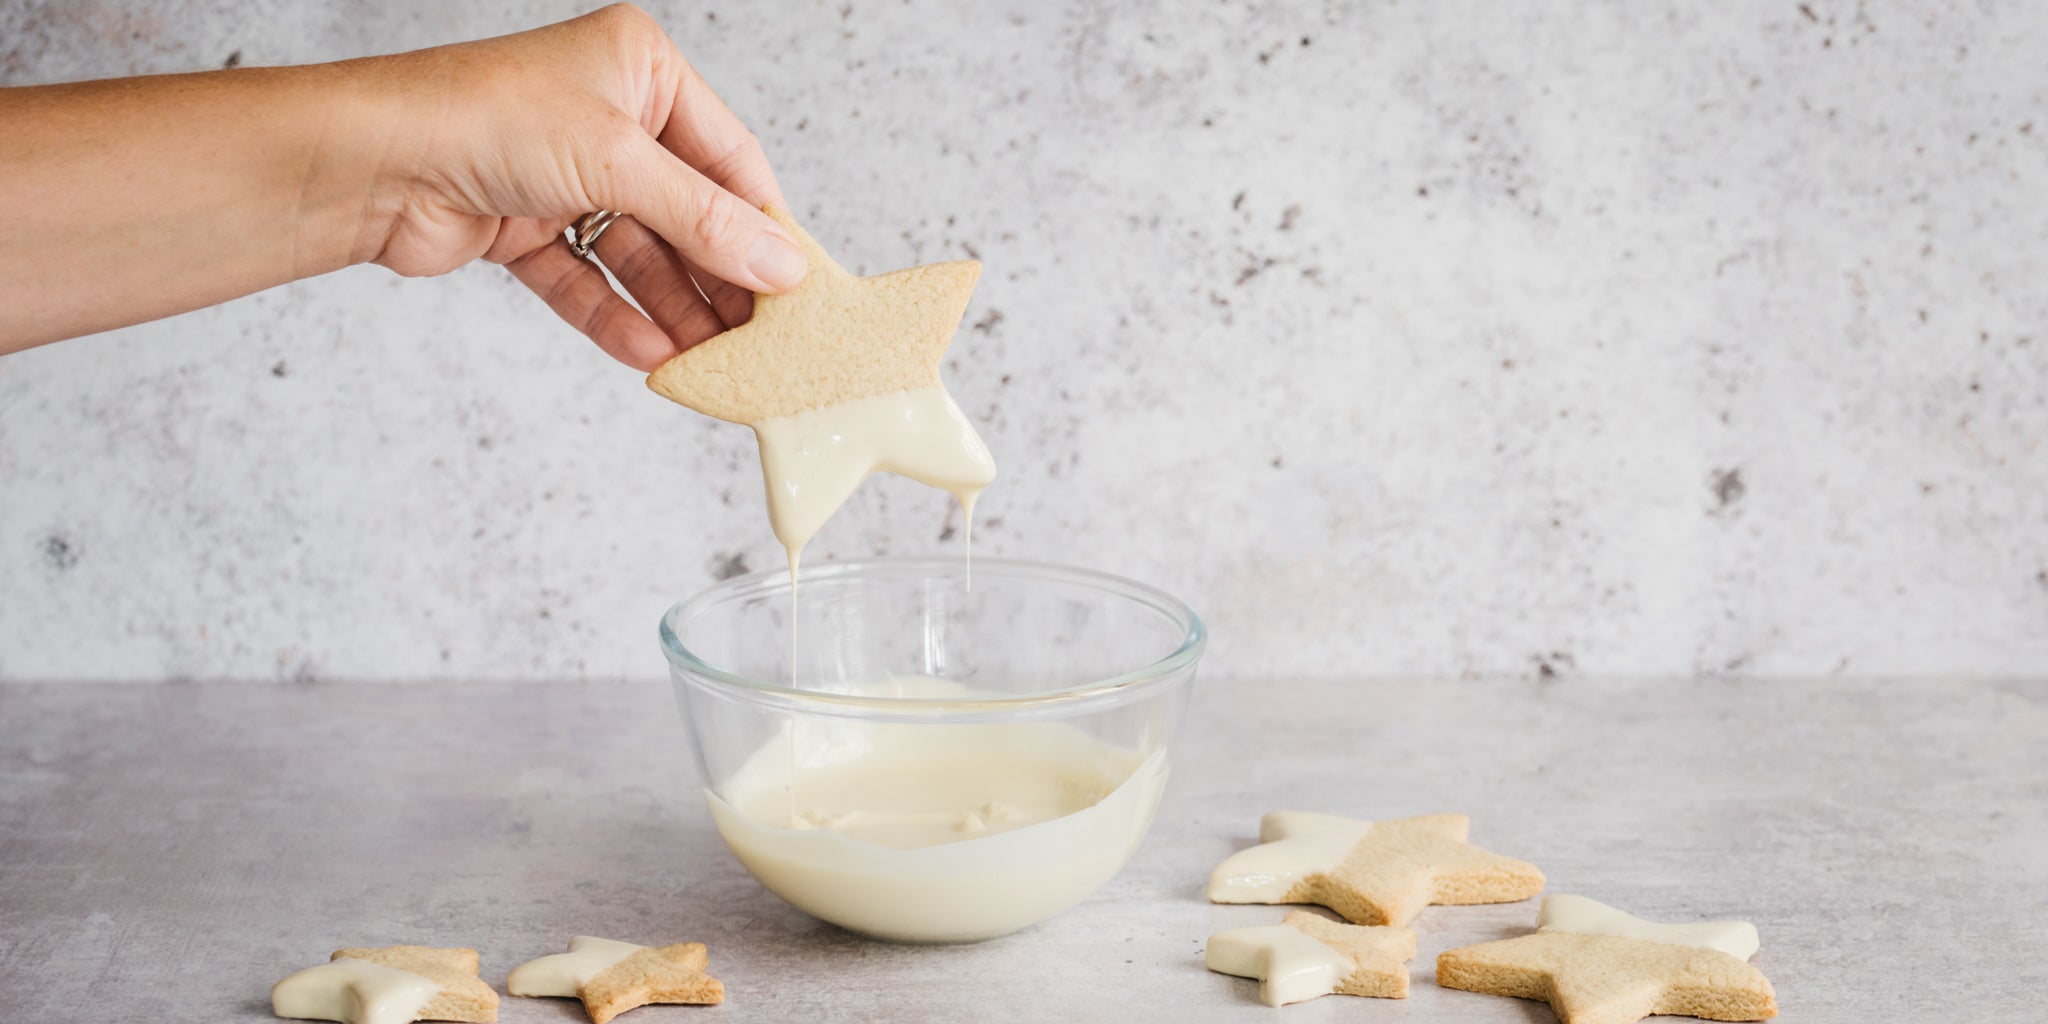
[658,556,1206,714]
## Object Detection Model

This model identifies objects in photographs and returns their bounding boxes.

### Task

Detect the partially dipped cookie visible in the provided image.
[642,205,994,565]
[1209,811,1544,926]
[1436,894,1777,1024]
[508,936,723,1023]
[1206,909,1415,1005]
[272,945,497,1024]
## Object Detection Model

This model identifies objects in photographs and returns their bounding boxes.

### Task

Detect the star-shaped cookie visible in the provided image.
[1208,811,1544,926]
[508,936,723,1024]
[272,945,498,1024]
[1436,930,1778,1024]
[1207,909,1415,1005]
[645,205,981,424]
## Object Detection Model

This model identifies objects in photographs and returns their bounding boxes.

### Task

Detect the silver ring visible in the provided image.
[568,210,624,259]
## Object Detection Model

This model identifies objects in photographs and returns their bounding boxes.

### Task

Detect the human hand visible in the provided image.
[359,4,804,371]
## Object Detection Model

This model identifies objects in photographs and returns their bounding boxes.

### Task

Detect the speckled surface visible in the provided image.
[2,1,2045,683]
[1,675,2042,1021]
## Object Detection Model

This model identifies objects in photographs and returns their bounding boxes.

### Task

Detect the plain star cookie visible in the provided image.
[1206,909,1415,1005]
[272,945,498,1024]
[1209,811,1545,926]
[1436,895,1778,1024]
[645,204,981,424]
[508,936,723,1023]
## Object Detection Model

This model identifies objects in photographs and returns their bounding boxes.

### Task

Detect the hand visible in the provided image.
[0,3,800,360]
[363,4,806,370]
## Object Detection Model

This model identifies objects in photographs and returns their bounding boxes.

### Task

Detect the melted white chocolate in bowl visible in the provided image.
[704,679,1169,942]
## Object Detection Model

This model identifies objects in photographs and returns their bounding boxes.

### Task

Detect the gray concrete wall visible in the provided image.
[3,0,2043,682]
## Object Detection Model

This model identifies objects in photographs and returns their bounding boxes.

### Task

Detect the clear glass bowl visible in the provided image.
[660,556,1206,943]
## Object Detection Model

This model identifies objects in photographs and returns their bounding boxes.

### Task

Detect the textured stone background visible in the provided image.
[1,0,2043,683]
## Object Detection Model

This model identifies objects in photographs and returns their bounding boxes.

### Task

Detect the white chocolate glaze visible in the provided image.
[751,387,995,570]
[1207,811,1373,903]
[270,958,438,1024]
[1206,923,1356,1006]
[506,936,644,997]
[1539,894,1760,960]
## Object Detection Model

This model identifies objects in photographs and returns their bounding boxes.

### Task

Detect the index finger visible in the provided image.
[656,54,785,211]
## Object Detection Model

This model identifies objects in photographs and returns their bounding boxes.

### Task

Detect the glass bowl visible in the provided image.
[660,556,1205,943]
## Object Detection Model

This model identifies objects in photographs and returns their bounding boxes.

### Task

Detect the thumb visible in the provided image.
[602,133,807,294]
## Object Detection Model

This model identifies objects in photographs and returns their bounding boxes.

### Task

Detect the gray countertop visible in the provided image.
[1,676,2041,1022]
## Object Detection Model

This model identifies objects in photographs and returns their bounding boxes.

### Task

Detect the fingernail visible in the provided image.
[748,231,807,291]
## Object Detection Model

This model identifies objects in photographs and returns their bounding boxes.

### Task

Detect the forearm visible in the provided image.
[0,62,406,353]
[0,5,802,369]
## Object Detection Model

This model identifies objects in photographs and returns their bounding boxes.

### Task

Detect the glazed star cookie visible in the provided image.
[1206,909,1415,1006]
[1436,894,1778,1024]
[508,936,724,1023]
[645,205,994,562]
[272,945,497,1024]
[1209,811,1545,926]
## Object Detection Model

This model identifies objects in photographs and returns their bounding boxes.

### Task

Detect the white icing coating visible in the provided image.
[271,958,438,1024]
[1539,894,1761,960]
[506,936,644,997]
[1208,811,1373,903]
[1206,923,1356,1006]
[751,387,995,568]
